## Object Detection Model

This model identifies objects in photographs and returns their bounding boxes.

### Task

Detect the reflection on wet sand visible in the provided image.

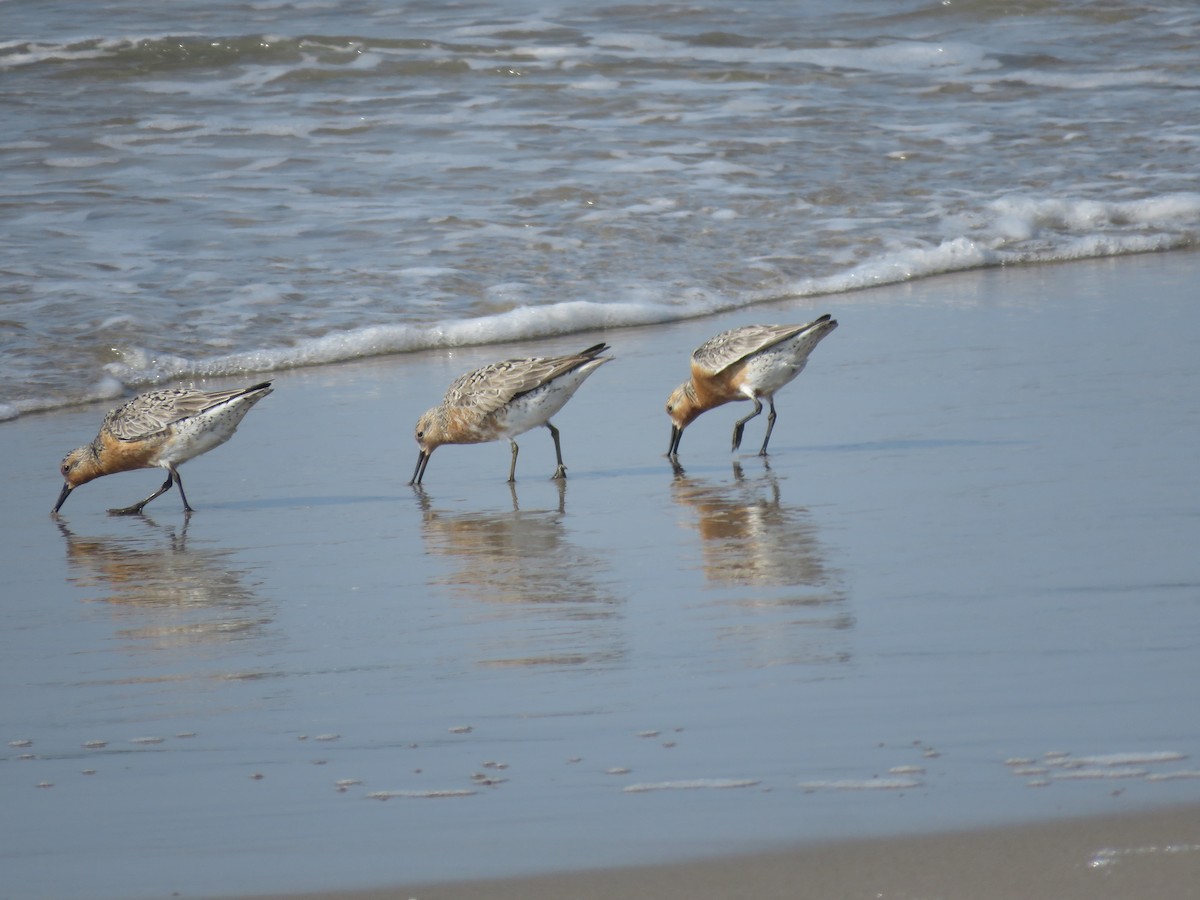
[671,461,852,666]
[415,483,624,669]
[56,516,270,650]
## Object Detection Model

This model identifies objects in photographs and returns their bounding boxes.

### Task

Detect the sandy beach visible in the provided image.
[3,250,1200,898]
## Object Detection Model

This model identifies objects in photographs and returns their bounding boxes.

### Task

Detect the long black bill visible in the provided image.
[410,449,430,485]
[53,482,72,514]
[667,425,683,457]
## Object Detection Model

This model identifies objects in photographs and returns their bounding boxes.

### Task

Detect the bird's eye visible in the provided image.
[416,430,424,439]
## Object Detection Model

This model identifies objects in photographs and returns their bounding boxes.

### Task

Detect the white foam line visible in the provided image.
[365,789,476,800]
[799,778,921,791]
[1051,767,1148,780]
[1069,751,1187,767]
[623,778,761,793]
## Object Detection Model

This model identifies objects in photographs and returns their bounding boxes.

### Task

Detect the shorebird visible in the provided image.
[53,382,273,515]
[411,343,612,485]
[666,315,837,458]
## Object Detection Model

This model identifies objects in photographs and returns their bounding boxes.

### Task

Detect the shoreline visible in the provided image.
[5,246,1191,426]
[233,802,1200,900]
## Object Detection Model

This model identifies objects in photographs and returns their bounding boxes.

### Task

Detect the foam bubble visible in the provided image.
[1051,767,1148,780]
[366,789,476,800]
[623,779,761,793]
[799,777,921,791]
[43,156,116,168]
[796,41,996,75]
[1070,751,1187,767]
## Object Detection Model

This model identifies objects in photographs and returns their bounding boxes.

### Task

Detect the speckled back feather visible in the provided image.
[690,319,831,377]
[442,343,609,417]
[104,383,273,442]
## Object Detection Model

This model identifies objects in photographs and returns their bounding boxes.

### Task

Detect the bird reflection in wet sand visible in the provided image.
[56,516,269,650]
[670,461,851,666]
[414,483,624,670]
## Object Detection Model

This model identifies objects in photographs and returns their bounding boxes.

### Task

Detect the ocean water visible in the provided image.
[3,0,1198,419]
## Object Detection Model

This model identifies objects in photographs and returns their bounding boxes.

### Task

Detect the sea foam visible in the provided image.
[95,191,1199,393]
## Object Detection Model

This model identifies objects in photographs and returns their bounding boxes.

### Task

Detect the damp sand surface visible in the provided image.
[245,804,1200,900]
[3,252,1199,898]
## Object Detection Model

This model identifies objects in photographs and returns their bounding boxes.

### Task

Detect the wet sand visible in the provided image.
[243,803,1200,900]
[3,251,1200,898]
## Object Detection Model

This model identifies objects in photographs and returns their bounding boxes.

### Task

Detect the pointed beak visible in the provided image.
[410,449,430,485]
[53,482,73,514]
[667,424,683,458]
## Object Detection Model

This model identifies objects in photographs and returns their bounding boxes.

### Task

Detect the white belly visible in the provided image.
[496,366,598,438]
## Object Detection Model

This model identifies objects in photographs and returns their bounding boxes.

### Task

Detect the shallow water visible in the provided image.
[3,0,1199,416]
[3,253,1199,898]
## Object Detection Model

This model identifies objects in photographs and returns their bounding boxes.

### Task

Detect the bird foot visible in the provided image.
[107,504,148,516]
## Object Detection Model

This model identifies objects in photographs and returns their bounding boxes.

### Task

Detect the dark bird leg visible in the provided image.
[172,466,195,512]
[731,398,764,452]
[108,467,178,516]
[546,421,567,479]
[508,439,520,483]
[758,397,778,456]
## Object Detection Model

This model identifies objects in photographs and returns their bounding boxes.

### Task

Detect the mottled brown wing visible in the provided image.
[104,387,247,441]
[444,345,609,416]
[690,324,806,377]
